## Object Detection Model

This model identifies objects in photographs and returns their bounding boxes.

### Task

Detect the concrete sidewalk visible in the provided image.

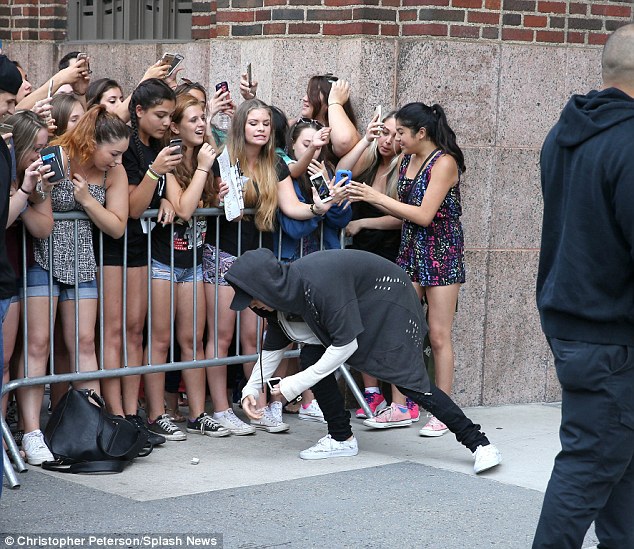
[1,403,598,548]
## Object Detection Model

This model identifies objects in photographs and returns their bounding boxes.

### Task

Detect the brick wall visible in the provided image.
[0,0,631,45]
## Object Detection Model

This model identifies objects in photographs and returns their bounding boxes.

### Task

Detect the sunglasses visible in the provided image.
[296,117,324,129]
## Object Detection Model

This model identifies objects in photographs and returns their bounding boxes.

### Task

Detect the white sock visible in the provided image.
[365,387,380,394]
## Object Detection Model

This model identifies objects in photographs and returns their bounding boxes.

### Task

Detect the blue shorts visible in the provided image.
[23,264,98,301]
[151,259,203,283]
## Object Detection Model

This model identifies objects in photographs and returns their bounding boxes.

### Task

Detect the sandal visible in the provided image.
[165,407,186,423]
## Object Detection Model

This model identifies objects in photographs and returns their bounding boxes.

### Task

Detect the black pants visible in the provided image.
[300,344,489,451]
[533,338,634,549]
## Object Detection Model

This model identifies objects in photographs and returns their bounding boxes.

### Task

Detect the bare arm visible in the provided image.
[74,165,129,238]
[346,155,458,227]
[113,62,170,122]
[16,61,89,111]
[327,80,361,158]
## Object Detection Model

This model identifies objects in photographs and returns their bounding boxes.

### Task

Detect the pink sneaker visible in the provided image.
[363,403,412,429]
[355,391,387,419]
[406,398,420,422]
[419,415,449,437]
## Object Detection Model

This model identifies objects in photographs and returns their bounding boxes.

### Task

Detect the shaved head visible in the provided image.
[602,23,634,89]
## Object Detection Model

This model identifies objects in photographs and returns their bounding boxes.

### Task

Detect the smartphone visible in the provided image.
[169,138,183,155]
[161,53,184,78]
[266,377,282,391]
[374,104,382,121]
[246,63,252,87]
[335,169,352,185]
[310,172,332,203]
[47,78,54,99]
[215,81,229,94]
[76,52,90,74]
[0,123,13,135]
[40,145,64,182]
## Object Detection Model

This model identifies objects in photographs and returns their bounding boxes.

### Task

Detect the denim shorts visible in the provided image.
[202,244,236,286]
[23,264,98,301]
[151,259,203,283]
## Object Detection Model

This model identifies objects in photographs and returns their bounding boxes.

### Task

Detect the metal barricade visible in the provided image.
[1,207,370,488]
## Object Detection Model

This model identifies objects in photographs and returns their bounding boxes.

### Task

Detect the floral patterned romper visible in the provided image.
[396,151,465,287]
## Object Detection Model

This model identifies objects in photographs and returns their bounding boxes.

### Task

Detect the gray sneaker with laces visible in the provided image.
[250,405,290,433]
[214,409,255,435]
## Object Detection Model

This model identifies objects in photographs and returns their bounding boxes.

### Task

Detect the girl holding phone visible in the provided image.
[346,102,466,437]
[98,78,181,443]
[204,98,332,435]
[148,93,230,438]
[18,106,129,464]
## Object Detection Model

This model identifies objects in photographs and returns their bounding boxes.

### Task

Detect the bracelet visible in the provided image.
[148,165,162,179]
[18,186,30,197]
[196,168,210,174]
[328,102,343,107]
[146,168,159,181]
[310,203,322,216]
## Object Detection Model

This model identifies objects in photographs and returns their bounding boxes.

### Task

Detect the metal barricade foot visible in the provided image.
[338,364,372,418]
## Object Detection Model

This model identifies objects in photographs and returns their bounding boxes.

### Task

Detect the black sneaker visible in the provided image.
[126,414,166,446]
[186,413,231,438]
[147,413,187,441]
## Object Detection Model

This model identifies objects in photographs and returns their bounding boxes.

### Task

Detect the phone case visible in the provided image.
[335,169,352,185]
[40,145,65,182]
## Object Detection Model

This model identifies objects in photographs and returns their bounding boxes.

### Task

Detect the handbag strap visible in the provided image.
[42,459,127,474]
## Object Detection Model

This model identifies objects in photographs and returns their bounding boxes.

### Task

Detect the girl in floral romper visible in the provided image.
[346,102,466,437]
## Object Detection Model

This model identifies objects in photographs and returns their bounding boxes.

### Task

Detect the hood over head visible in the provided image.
[225,248,305,314]
[556,87,634,148]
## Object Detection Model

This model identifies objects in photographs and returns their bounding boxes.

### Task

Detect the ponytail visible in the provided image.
[396,102,466,173]
[52,105,130,165]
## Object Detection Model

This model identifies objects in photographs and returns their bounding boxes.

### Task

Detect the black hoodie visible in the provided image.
[225,248,431,393]
[537,87,634,345]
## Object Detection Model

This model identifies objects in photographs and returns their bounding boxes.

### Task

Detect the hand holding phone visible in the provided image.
[335,169,352,186]
[40,145,65,183]
[310,172,333,203]
[266,377,282,391]
[215,81,229,95]
[246,63,252,87]
[76,53,91,75]
[160,53,184,78]
[169,138,183,155]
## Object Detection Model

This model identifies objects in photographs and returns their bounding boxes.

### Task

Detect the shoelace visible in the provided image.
[197,415,220,434]
[224,410,244,427]
[156,415,179,433]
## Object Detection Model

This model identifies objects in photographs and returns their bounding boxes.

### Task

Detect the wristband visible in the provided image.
[146,169,159,181]
[196,168,210,174]
[18,186,30,197]
[328,102,343,107]
[310,203,322,216]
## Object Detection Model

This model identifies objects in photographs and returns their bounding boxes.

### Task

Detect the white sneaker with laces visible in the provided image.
[473,444,502,474]
[269,401,284,424]
[300,434,358,460]
[250,406,290,433]
[298,399,326,423]
[22,429,54,466]
[215,409,256,435]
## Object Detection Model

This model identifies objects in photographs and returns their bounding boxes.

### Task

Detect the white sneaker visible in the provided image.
[269,401,284,424]
[22,429,54,466]
[250,406,290,433]
[473,444,502,474]
[298,399,326,423]
[299,434,358,460]
[214,409,256,435]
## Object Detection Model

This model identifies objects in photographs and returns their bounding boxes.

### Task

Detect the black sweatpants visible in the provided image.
[299,343,490,452]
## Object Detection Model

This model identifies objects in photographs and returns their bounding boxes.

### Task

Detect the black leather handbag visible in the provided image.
[43,388,151,473]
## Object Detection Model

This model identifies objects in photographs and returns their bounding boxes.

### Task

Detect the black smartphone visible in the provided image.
[169,138,183,155]
[40,145,64,182]
[335,169,352,185]
[215,81,229,94]
[161,53,184,78]
[246,63,252,87]
[310,172,332,203]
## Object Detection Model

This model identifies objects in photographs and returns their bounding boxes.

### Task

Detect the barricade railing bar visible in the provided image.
[1,207,370,489]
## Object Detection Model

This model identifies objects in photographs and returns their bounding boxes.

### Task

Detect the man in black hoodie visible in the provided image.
[225,247,502,474]
[534,24,634,549]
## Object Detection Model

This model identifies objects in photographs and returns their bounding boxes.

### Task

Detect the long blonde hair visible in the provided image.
[226,99,278,232]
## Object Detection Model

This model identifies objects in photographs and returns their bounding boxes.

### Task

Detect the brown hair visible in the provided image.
[169,94,216,207]
[52,105,130,165]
